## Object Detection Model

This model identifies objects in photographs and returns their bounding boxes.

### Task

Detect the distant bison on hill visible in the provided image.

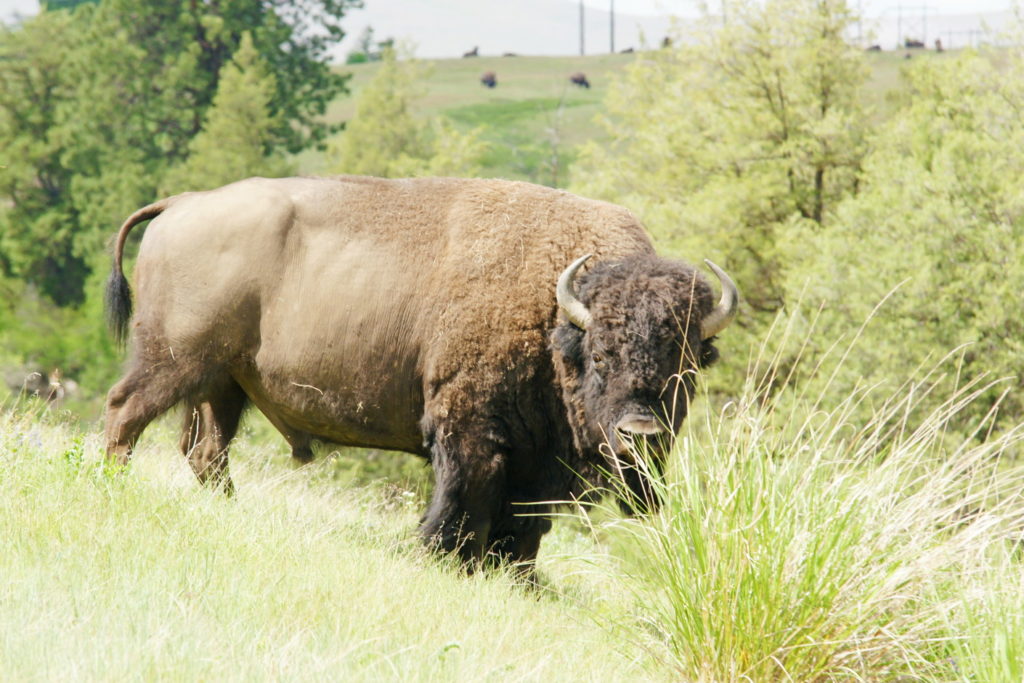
[103,176,739,568]
[569,72,590,88]
[480,70,497,88]
[462,46,479,58]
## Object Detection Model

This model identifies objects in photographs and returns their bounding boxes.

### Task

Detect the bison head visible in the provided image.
[550,253,737,511]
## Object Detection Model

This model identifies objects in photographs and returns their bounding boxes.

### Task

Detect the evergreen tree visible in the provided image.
[0,11,85,305]
[328,47,486,178]
[162,33,291,194]
[0,0,357,305]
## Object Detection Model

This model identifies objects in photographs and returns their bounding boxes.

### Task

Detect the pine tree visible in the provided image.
[161,33,291,194]
[0,0,356,305]
[328,47,486,178]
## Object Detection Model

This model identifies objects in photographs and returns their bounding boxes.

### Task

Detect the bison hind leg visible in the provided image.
[104,358,208,469]
[180,376,247,494]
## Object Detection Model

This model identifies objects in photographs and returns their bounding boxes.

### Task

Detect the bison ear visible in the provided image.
[551,323,585,371]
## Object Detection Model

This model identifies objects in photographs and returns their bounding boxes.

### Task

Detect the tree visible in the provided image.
[571,0,869,367]
[161,33,291,194]
[0,11,87,305]
[782,47,1024,426]
[0,0,358,305]
[347,25,390,64]
[328,47,487,178]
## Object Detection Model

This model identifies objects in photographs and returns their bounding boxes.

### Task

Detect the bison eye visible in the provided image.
[591,351,606,370]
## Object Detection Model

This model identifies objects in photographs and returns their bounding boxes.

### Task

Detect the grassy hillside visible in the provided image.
[0,407,656,681]
[6,332,1024,680]
[10,39,1020,682]
[305,53,632,183]
[302,48,950,183]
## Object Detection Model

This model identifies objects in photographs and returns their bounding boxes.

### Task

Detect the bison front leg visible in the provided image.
[420,425,507,567]
[486,513,552,570]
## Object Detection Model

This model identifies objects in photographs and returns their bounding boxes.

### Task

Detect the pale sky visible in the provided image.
[0,0,1017,57]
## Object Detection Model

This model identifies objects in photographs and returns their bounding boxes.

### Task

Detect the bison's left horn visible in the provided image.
[557,254,593,330]
[700,259,739,340]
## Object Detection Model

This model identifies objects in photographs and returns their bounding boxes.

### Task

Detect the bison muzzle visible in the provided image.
[103,176,737,568]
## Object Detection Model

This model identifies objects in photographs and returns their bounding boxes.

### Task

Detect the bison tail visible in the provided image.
[105,196,176,346]
[105,267,133,347]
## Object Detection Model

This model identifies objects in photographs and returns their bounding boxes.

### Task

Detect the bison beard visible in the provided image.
[101,176,737,571]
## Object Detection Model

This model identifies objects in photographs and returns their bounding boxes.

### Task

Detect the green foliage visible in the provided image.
[0,0,357,305]
[0,0,356,402]
[446,96,588,186]
[345,25,391,64]
[783,47,1024,425]
[571,0,869,364]
[328,48,487,178]
[0,11,88,305]
[0,258,123,415]
[42,0,98,9]
[161,33,292,194]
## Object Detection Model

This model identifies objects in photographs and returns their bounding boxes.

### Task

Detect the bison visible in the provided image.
[569,72,590,88]
[103,176,737,567]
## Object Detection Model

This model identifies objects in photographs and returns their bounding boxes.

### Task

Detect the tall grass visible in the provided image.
[576,311,1024,681]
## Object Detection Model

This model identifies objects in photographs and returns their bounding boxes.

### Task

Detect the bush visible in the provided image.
[570,0,869,397]
[782,47,1024,428]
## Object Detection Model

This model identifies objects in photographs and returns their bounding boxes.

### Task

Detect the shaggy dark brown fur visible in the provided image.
[102,176,733,569]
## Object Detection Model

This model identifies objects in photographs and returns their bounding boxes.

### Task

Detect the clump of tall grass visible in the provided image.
[579,309,1024,681]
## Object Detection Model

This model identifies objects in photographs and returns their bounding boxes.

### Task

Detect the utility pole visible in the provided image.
[579,0,585,56]
[610,0,615,53]
[896,5,901,47]
[857,0,863,47]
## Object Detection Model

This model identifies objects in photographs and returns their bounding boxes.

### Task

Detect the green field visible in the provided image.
[0,409,654,681]
[300,48,947,183]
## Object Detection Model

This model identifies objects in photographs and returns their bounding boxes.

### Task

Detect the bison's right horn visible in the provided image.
[557,254,593,330]
[700,259,739,339]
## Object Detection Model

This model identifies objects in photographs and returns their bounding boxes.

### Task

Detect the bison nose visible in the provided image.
[615,413,666,436]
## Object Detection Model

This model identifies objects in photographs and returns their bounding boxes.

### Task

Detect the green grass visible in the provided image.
[0,408,656,681]
[304,54,626,182]
[569,313,1024,681]
[7,302,1024,681]
[298,48,957,182]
